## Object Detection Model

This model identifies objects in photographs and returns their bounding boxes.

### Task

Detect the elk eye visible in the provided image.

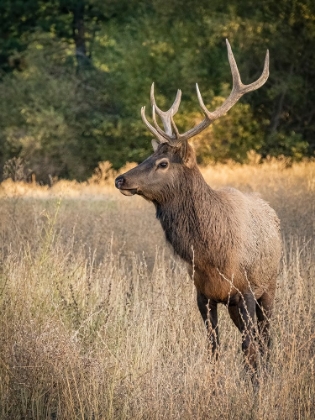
[158,161,168,169]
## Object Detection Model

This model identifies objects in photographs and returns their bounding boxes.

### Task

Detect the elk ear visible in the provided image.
[151,139,159,152]
[182,142,196,169]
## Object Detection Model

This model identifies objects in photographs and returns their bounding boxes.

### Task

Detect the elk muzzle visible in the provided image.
[115,175,138,196]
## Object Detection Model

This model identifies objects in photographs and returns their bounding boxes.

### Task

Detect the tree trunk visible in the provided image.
[72,1,89,67]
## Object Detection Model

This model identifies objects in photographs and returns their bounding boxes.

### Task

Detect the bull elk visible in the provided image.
[115,40,281,374]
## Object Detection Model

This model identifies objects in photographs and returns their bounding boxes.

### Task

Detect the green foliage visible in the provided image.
[0,0,314,181]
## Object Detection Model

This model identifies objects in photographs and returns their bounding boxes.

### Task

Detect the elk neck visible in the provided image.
[154,165,233,269]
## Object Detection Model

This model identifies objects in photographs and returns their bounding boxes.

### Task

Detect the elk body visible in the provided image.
[115,40,281,373]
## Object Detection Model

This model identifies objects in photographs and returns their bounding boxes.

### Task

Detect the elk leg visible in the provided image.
[238,293,258,373]
[228,304,244,332]
[256,291,274,359]
[197,291,219,356]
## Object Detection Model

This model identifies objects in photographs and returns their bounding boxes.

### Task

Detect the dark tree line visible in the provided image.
[0,0,314,182]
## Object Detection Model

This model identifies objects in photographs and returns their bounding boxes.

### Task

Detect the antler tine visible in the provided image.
[150,83,182,138]
[181,39,270,141]
[170,110,181,141]
[150,83,182,115]
[226,39,242,91]
[226,39,269,94]
[152,105,174,141]
[141,106,168,144]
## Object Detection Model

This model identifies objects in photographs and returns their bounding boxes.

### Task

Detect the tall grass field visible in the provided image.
[0,159,315,419]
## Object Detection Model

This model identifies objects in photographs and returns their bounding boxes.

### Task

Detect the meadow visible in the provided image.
[0,158,315,419]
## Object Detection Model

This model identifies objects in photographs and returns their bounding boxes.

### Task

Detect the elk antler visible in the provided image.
[141,83,182,144]
[141,39,269,145]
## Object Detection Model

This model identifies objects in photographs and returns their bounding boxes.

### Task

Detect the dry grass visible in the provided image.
[0,159,314,419]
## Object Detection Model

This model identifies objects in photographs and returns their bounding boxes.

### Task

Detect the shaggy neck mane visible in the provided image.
[155,166,234,269]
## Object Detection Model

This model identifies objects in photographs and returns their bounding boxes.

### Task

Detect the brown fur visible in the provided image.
[115,142,282,374]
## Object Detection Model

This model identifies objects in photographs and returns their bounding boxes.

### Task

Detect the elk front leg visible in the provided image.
[239,293,258,374]
[256,290,274,359]
[228,293,258,371]
[197,291,219,357]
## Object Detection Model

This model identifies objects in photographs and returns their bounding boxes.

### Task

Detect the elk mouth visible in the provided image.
[119,188,138,196]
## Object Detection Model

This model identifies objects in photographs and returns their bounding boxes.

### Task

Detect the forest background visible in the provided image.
[0,0,314,183]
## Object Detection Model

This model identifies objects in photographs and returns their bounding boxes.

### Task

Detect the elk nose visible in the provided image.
[115,175,125,189]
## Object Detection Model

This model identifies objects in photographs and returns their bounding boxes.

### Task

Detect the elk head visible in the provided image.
[115,40,269,203]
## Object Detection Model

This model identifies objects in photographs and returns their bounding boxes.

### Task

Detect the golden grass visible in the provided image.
[0,159,314,419]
